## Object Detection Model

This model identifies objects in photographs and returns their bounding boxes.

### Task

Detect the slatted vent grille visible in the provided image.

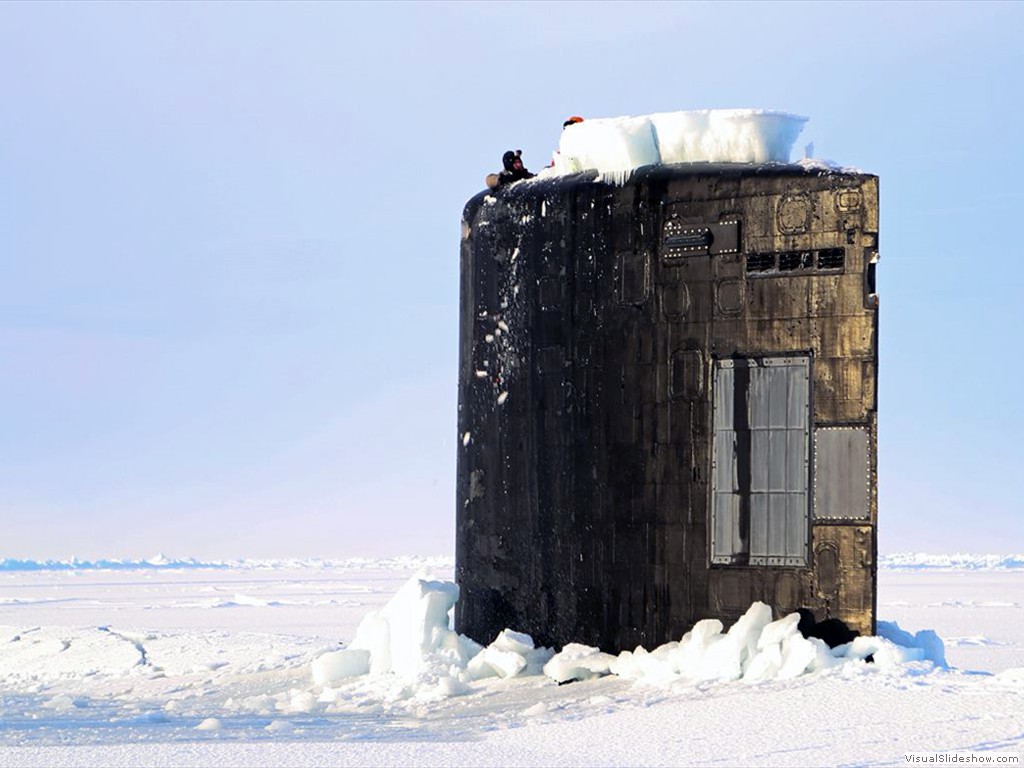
[746,248,846,275]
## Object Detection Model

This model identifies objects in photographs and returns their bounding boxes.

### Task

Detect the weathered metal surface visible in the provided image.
[456,163,879,651]
[814,426,871,521]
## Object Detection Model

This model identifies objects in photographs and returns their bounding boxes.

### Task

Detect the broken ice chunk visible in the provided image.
[311,649,371,685]
[543,643,616,683]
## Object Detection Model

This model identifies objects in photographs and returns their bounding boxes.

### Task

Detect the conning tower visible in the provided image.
[456,163,879,651]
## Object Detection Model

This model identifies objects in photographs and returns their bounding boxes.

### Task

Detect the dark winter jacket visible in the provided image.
[497,150,534,185]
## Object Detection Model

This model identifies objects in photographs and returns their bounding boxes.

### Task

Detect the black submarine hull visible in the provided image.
[456,164,879,651]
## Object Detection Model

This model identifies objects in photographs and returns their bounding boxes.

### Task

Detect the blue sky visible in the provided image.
[1,1,1021,558]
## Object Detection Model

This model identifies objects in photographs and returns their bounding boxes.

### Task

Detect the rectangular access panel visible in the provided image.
[712,356,810,566]
[814,426,871,520]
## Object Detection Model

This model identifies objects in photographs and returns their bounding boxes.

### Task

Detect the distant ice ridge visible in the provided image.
[0,555,217,572]
[0,555,454,572]
[310,575,946,701]
[547,108,808,182]
[6,553,1023,572]
[880,553,1024,571]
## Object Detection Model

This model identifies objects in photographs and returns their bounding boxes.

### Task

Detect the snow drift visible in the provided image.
[549,108,808,180]
[311,575,946,698]
[3,564,1021,764]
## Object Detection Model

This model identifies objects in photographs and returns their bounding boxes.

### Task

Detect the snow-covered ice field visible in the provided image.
[2,557,1023,767]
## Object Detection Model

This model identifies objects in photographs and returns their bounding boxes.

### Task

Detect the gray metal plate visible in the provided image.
[814,426,870,520]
